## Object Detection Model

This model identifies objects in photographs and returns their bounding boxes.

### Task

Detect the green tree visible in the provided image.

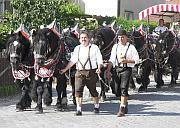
[10,0,84,29]
[116,17,157,33]
[0,0,84,51]
[0,12,14,50]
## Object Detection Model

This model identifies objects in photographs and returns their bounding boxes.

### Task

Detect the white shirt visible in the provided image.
[70,43,103,70]
[155,26,168,34]
[109,42,139,68]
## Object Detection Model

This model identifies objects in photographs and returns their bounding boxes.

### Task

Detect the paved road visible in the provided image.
[0,76,180,128]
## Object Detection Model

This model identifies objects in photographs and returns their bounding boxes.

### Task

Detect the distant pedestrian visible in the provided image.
[154,19,168,34]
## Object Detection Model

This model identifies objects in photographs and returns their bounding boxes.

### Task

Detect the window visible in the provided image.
[124,10,134,20]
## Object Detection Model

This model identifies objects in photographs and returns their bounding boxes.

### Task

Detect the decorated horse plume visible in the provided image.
[46,19,60,37]
[15,24,30,40]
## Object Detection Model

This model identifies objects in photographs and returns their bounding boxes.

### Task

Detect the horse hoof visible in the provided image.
[156,85,161,89]
[36,110,43,114]
[138,86,147,92]
[36,108,43,114]
[16,104,25,112]
[62,103,67,108]
[129,86,136,91]
[16,108,24,112]
[55,108,62,111]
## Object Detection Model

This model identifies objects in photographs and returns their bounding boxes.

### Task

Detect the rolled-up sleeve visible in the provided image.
[96,46,103,67]
[131,46,139,65]
[109,44,117,67]
[70,46,79,64]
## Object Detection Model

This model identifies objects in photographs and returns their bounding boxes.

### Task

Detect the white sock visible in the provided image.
[94,104,99,108]
[120,104,125,107]
[77,105,81,111]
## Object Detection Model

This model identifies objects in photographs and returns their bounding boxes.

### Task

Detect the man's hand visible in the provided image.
[96,68,101,74]
[121,58,128,63]
[60,69,66,74]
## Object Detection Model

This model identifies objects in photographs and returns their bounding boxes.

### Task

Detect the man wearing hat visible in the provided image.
[107,29,139,117]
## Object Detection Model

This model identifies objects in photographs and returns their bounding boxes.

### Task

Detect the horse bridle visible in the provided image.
[34,30,61,67]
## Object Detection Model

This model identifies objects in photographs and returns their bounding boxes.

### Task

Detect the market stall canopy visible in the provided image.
[139,4,180,22]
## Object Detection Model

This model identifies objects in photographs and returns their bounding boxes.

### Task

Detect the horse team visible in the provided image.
[5,21,180,113]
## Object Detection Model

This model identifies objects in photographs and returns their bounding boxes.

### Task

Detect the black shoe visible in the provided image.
[117,107,125,117]
[93,108,99,114]
[75,111,82,116]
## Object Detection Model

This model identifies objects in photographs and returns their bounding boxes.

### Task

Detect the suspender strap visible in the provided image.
[115,44,120,66]
[123,43,130,67]
[116,43,130,67]
[78,45,92,70]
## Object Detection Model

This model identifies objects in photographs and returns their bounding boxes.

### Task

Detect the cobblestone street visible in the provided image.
[1,76,180,128]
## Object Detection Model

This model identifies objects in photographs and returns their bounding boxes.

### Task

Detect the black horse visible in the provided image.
[32,27,68,113]
[6,30,34,111]
[155,30,180,86]
[61,29,80,105]
[92,26,117,100]
[130,29,156,92]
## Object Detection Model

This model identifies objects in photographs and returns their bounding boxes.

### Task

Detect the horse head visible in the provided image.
[6,31,30,69]
[33,28,60,66]
[130,29,145,52]
[92,26,115,60]
[158,30,176,56]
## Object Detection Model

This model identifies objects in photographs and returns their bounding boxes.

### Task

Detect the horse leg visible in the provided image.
[43,79,53,106]
[31,79,38,103]
[71,76,76,105]
[16,79,31,111]
[23,79,32,109]
[61,75,68,110]
[138,66,151,92]
[155,64,164,88]
[36,80,44,113]
[110,69,116,95]
[100,81,106,101]
[56,75,67,110]
[170,67,178,86]
[100,69,108,101]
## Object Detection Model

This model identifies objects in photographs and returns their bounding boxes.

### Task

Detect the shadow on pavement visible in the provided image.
[129,104,180,116]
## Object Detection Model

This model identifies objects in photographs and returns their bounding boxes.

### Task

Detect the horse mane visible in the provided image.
[131,30,145,51]
[34,28,59,43]
[93,26,116,60]
[97,27,115,45]
[162,31,175,43]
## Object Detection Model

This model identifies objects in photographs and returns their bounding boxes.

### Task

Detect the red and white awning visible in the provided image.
[139,4,180,22]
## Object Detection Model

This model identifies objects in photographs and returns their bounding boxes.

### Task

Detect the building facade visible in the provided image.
[72,0,85,12]
[0,0,12,15]
[0,0,179,20]
[81,0,168,20]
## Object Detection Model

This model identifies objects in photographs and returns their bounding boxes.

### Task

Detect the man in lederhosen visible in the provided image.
[107,29,139,117]
[61,31,103,116]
